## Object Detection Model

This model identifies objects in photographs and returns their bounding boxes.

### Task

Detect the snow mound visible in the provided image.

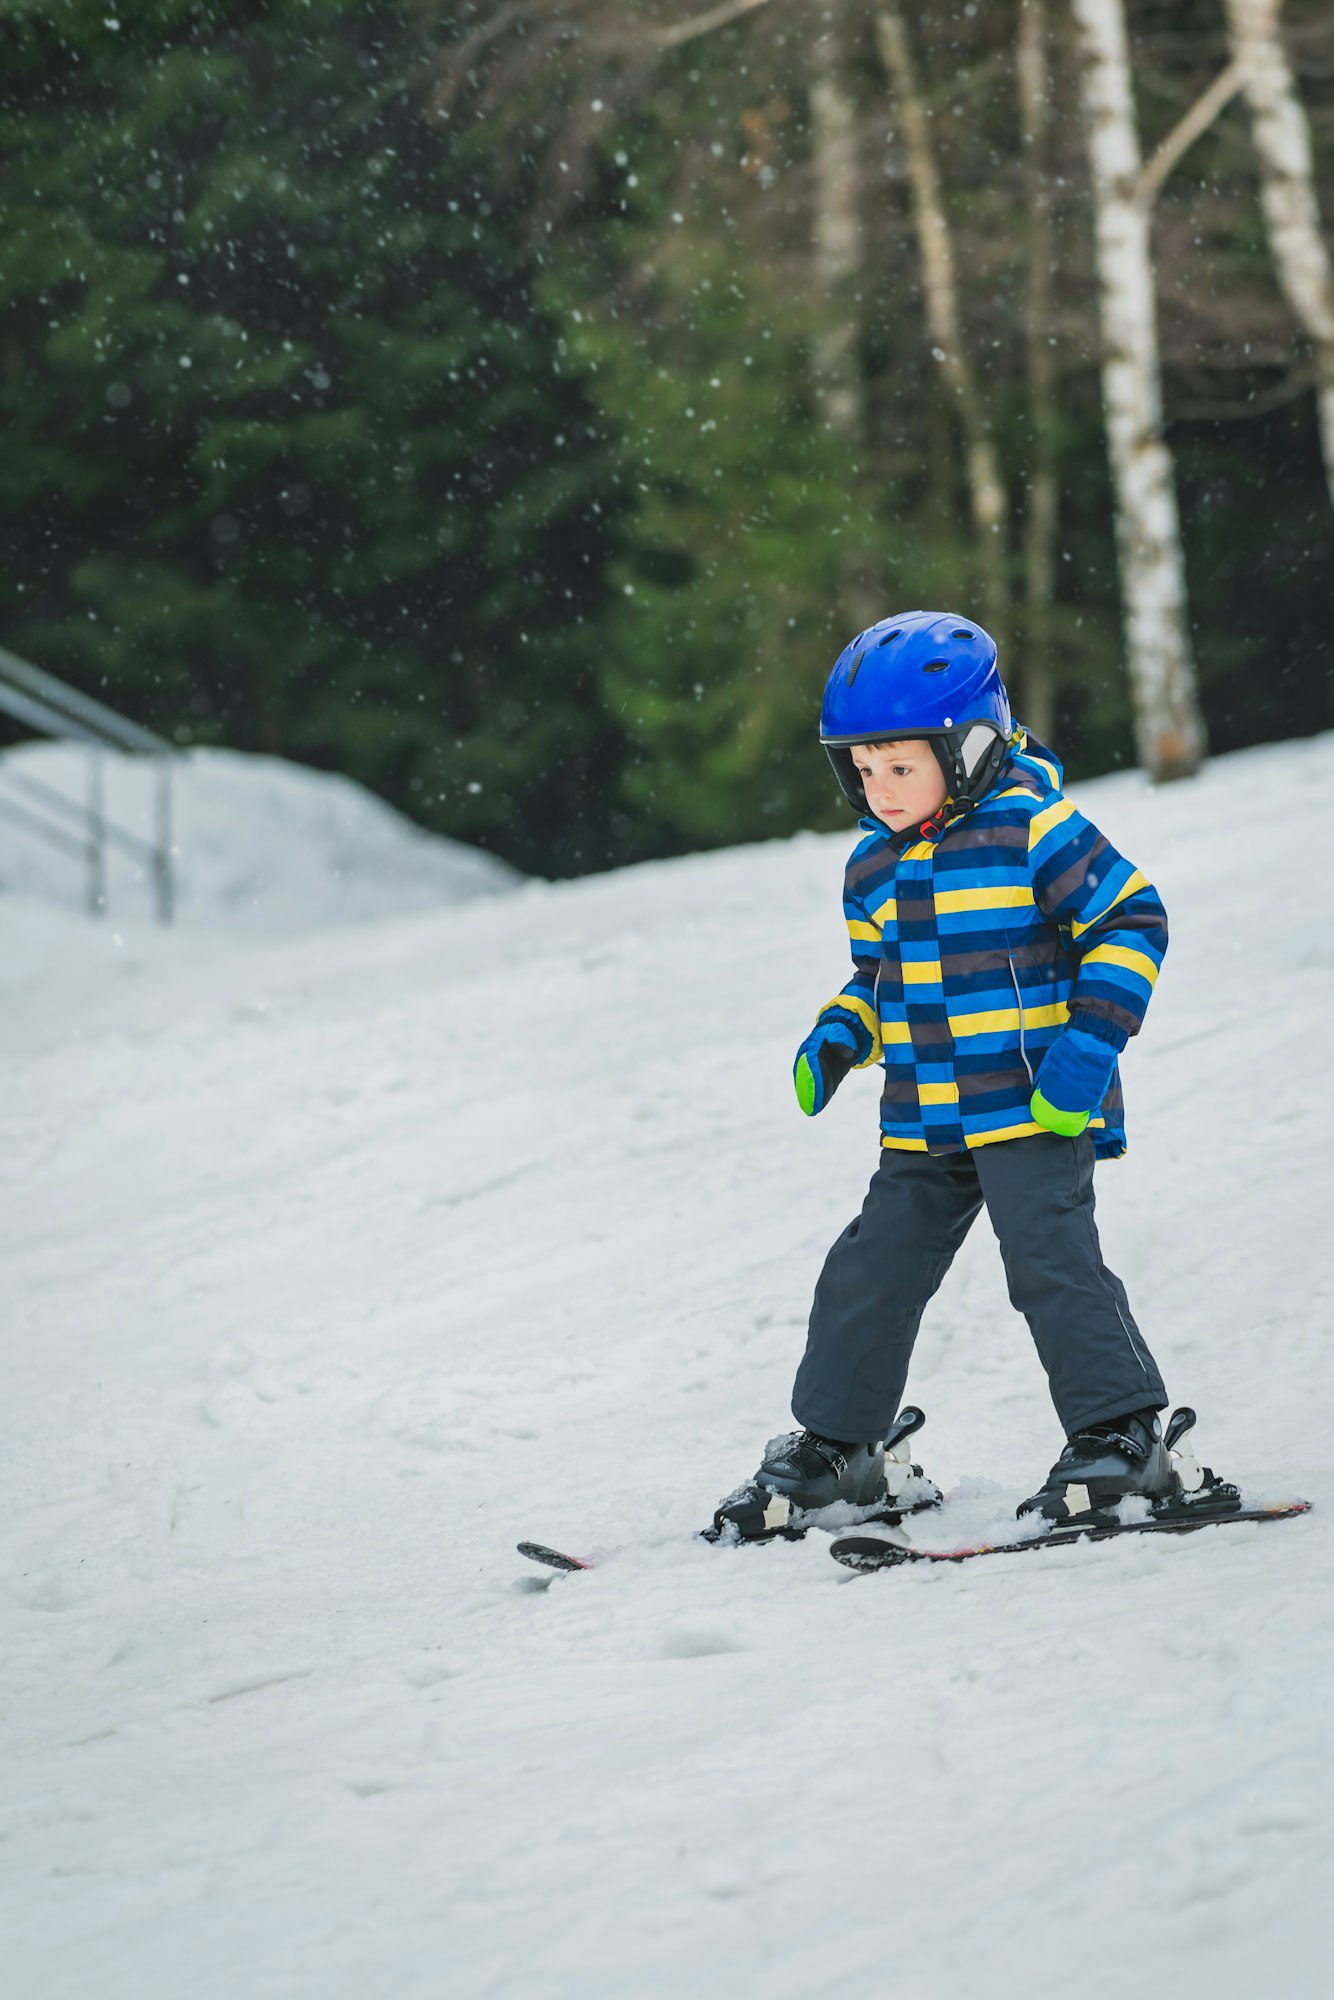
[0,740,519,932]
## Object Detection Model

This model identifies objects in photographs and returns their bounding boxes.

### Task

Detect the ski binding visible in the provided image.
[830,1408,1310,1572]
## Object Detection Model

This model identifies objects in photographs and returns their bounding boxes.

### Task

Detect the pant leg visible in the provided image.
[791,1148,983,1442]
[972,1130,1167,1434]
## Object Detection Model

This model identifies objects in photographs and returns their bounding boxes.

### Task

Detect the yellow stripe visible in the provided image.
[866,894,897,927]
[1080,940,1159,986]
[880,1135,931,1153]
[847,919,881,943]
[966,1114,1107,1149]
[1027,796,1075,850]
[901,960,942,986]
[1070,870,1148,941]
[933,885,1035,915]
[904,841,935,862]
[918,1082,959,1107]
[966,1119,1047,1147]
[882,1019,912,1046]
[948,1000,1070,1039]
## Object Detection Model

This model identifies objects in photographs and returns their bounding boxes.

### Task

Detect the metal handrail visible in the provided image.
[0,648,177,923]
[0,646,172,754]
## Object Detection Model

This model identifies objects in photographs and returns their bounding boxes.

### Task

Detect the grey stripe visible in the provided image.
[955,1066,1035,1100]
[941,821,1030,852]
[1072,998,1140,1039]
[904,1019,954,1048]
[846,850,896,894]
[880,1075,920,1106]
[1040,834,1109,912]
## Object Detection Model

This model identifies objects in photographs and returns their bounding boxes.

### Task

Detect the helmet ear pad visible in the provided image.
[933,723,1009,805]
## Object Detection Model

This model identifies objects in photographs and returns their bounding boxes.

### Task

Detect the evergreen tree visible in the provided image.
[0,0,628,873]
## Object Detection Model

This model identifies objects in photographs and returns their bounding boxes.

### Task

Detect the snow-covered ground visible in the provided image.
[4,733,1332,2000]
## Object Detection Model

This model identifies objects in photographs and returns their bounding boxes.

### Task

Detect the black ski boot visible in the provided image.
[1018,1408,1175,1525]
[704,1406,941,1544]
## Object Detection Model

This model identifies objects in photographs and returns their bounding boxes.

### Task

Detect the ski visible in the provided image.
[519,1406,943,1572]
[829,1497,1311,1573]
[516,1494,936,1574]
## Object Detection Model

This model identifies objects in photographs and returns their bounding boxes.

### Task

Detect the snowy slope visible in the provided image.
[3,733,1332,2000]
[0,741,518,932]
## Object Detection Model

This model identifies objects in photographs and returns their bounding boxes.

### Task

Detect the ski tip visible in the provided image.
[516,1541,595,1572]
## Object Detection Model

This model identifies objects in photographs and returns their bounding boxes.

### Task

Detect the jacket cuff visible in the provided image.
[817,1004,875,1067]
[1067,1007,1129,1053]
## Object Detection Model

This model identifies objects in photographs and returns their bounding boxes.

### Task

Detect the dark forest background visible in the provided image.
[2,0,1332,878]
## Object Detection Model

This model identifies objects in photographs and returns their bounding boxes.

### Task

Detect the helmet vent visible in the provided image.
[922,658,949,673]
[846,647,865,686]
[951,628,973,640]
[876,628,902,647]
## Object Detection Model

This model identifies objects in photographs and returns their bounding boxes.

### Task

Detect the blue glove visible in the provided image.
[794,1019,861,1117]
[1030,1024,1119,1138]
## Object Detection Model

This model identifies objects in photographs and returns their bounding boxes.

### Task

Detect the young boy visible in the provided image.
[717,609,1172,1537]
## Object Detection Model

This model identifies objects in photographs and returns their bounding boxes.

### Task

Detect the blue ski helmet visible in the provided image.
[820,610,1012,817]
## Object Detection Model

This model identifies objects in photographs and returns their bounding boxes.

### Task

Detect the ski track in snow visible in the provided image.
[3,734,1332,1999]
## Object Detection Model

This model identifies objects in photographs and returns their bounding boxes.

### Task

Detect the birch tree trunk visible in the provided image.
[1223,0,1334,508]
[1068,0,1205,781]
[1016,0,1057,745]
[809,13,881,629]
[810,21,861,440]
[874,5,1009,653]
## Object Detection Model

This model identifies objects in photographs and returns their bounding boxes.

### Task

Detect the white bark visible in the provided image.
[1223,0,1334,508]
[1017,0,1057,745]
[809,26,861,439]
[1068,0,1205,780]
[809,18,881,632]
[874,5,1009,650]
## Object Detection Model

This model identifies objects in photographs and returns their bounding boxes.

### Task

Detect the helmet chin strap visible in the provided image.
[929,724,1007,811]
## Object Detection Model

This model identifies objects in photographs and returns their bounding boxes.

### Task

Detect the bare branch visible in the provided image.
[1169,361,1319,421]
[431,2,564,117]
[644,0,778,50]
[1137,54,1248,208]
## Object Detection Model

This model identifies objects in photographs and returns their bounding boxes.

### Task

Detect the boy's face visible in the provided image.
[850,739,949,827]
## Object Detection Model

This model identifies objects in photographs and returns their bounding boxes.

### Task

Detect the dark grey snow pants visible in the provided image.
[791,1131,1166,1443]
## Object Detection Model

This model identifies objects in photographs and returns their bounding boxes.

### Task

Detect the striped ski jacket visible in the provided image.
[816,732,1167,1160]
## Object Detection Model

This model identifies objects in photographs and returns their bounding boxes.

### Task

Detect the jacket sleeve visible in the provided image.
[814,870,884,1068]
[1027,796,1167,1045]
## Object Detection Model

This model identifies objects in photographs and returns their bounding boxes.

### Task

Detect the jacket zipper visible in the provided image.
[1006,951,1035,1087]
